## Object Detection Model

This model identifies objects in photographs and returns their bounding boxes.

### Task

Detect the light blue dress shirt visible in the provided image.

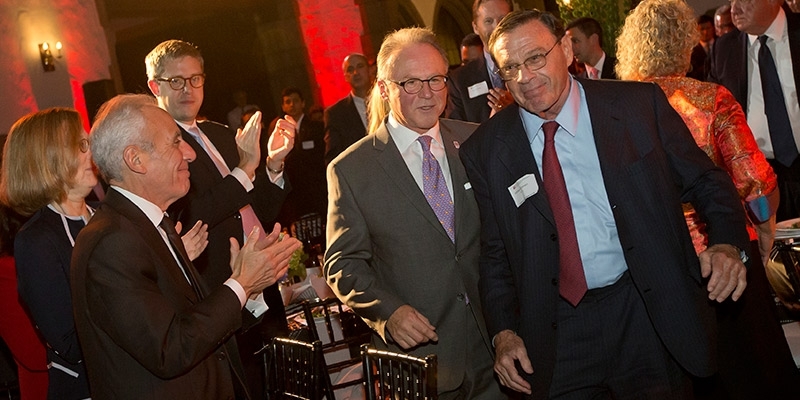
[520,78,627,289]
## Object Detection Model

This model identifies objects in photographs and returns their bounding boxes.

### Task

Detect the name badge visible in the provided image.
[508,174,539,207]
[302,140,314,150]
[467,81,489,99]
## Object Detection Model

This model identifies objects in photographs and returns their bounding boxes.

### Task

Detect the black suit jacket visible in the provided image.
[460,79,750,399]
[169,121,289,341]
[324,94,367,165]
[446,56,495,123]
[708,7,800,112]
[577,55,618,80]
[71,189,248,399]
[265,116,327,226]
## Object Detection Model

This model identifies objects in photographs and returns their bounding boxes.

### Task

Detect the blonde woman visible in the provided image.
[617,1,800,398]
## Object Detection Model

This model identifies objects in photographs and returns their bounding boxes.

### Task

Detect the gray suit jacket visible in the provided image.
[325,118,492,392]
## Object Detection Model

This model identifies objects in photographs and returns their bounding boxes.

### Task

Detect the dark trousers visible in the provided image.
[548,272,693,400]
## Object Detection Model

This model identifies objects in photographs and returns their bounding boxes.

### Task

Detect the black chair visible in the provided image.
[264,337,334,400]
[361,344,437,400]
[300,297,372,391]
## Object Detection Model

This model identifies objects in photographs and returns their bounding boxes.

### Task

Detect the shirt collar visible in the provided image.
[110,186,166,228]
[387,112,442,152]
[521,76,582,142]
[175,119,198,134]
[592,52,607,73]
[748,7,787,46]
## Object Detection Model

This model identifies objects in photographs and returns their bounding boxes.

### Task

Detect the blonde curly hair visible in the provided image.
[615,0,699,81]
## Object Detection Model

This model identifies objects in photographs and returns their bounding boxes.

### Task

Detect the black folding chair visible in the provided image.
[264,337,334,400]
[361,344,437,400]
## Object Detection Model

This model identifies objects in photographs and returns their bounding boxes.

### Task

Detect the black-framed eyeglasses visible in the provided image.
[156,74,206,91]
[495,38,562,81]
[389,75,448,94]
[79,138,89,153]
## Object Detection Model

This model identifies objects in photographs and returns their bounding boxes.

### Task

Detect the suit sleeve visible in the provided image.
[445,73,468,121]
[82,230,243,379]
[15,226,83,363]
[323,161,406,342]
[459,140,519,338]
[324,107,343,165]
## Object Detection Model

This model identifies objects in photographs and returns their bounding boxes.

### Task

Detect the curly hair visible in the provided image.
[615,0,699,81]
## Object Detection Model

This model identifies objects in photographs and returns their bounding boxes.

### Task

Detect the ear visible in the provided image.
[123,145,147,175]
[472,20,479,36]
[147,80,160,97]
[377,81,389,100]
[561,34,574,67]
[590,33,600,46]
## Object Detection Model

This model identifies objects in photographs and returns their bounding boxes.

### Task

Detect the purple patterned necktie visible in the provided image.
[418,135,455,242]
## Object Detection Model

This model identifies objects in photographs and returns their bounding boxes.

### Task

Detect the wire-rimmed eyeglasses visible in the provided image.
[156,74,206,91]
[388,75,448,94]
[495,38,562,81]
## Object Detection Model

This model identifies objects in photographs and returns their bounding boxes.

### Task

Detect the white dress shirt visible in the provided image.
[386,112,454,198]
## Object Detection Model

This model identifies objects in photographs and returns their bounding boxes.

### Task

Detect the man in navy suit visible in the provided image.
[324,53,371,165]
[461,10,751,399]
[709,0,800,221]
[446,0,513,122]
[565,17,617,80]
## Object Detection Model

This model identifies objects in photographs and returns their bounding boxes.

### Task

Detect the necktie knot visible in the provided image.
[159,215,178,237]
[543,121,560,143]
[418,135,433,151]
[759,35,769,47]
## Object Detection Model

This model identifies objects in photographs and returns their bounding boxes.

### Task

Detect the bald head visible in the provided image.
[343,53,371,97]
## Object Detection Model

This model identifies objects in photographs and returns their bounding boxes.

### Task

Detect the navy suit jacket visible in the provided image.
[446,56,495,123]
[324,94,367,165]
[460,79,750,399]
[577,55,618,80]
[708,6,800,113]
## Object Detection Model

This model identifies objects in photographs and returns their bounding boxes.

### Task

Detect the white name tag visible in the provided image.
[467,81,490,99]
[302,140,314,150]
[508,174,539,207]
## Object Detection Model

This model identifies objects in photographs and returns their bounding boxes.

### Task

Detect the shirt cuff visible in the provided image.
[224,278,247,308]
[266,166,285,189]
[230,167,254,192]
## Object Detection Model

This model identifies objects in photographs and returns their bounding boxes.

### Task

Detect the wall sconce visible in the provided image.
[38,41,62,72]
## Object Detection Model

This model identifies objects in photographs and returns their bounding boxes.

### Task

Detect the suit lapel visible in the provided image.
[374,122,455,243]
[441,123,468,247]
[104,190,201,303]
[736,33,749,109]
[494,108,555,226]
[181,126,224,181]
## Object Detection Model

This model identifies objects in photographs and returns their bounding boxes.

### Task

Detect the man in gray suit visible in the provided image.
[324,27,504,399]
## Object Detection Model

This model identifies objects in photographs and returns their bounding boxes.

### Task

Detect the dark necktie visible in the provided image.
[541,121,587,306]
[418,135,455,242]
[159,215,204,299]
[758,35,798,167]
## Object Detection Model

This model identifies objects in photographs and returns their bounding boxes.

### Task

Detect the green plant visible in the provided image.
[557,0,633,58]
[288,247,308,283]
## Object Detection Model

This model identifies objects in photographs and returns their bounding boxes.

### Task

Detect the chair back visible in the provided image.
[301,297,371,391]
[265,337,333,400]
[361,344,438,400]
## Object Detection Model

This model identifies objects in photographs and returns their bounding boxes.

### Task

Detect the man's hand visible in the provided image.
[235,111,263,178]
[177,220,208,261]
[487,88,515,117]
[493,330,533,394]
[229,223,301,298]
[385,305,438,350]
[699,243,747,302]
[267,115,296,170]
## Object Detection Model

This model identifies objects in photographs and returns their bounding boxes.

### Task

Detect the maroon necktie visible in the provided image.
[541,121,587,306]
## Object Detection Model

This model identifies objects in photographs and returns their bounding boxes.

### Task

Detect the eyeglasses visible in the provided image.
[156,74,206,91]
[79,138,89,153]
[495,38,562,81]
[389,75,448,94]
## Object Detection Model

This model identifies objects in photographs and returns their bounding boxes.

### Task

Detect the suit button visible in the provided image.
[454,255,460,262]
[457,294,465,302]
[217,352,226,361]
[550,233,557,241]
[552,322,557,330]
[551,278,558,286]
